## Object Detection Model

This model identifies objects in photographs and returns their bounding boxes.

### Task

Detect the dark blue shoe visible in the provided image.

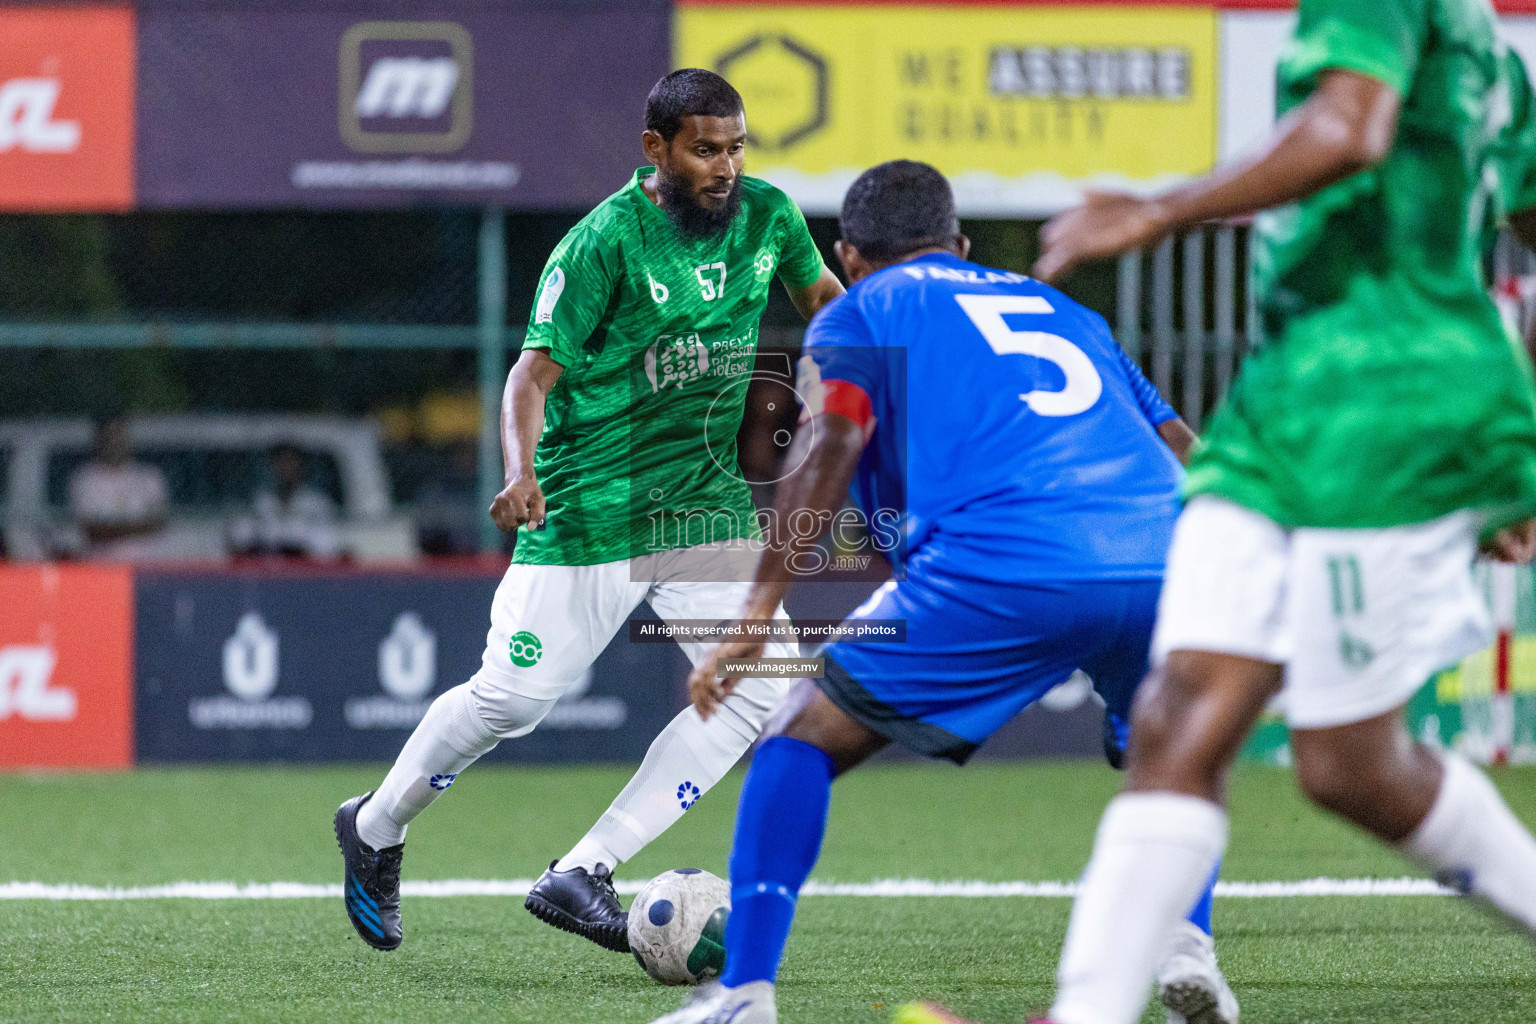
[334,792,403,951]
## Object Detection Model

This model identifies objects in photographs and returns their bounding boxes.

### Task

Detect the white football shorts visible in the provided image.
[1152,496,1492,729]
[470,541,798,739]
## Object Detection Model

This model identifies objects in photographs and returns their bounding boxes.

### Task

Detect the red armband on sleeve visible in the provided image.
[818,379,874,432]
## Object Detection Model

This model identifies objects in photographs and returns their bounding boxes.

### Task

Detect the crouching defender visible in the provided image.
[332,69,844,954]
[650,161,1233,1024]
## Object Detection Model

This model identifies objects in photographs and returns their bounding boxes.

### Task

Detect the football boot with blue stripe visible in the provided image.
[333,792,404,951]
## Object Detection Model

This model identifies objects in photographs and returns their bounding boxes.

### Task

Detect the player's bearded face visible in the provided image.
[654,115,747,240]
[657,165,742,239]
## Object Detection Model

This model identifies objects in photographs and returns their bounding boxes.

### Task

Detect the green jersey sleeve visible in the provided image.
[772,192,826,291]
[1284,0,1428,97]
[523,225,618,368]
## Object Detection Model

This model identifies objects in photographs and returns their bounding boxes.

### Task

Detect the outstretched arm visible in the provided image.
[1034,69,1401,282]
[688,412,867,717]
[489,349,564,533]
[785,266,846,322]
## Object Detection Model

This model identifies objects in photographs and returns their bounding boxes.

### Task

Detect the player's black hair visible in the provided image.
[645,69,744,142]
[839,160,961,264]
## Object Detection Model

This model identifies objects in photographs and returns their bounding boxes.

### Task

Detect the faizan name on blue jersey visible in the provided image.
[798,251,1182,583]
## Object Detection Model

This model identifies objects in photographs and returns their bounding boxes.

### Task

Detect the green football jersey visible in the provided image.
[1186,0,1536,529]
[514,167,826,565]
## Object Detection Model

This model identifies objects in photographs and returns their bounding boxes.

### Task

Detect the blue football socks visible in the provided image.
[719,736,835,988]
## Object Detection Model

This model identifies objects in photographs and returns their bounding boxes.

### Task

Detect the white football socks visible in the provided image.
[355,682,549,851]
[357,679,757,867]
[555,705,755,873]
[1402,752,1536,934]
[1052,793,1229,1024]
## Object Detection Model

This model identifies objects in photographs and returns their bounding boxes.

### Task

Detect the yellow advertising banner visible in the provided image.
[676,3,1218,215]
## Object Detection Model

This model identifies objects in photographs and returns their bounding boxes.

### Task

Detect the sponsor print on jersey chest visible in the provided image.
[632,241,775,394]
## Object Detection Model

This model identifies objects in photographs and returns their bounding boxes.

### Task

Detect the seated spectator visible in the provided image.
[228,443,339,559]
[414,441,481,556]
[69,415,169,560]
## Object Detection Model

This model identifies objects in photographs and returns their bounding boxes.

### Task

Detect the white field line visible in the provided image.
[0,877,1454,901]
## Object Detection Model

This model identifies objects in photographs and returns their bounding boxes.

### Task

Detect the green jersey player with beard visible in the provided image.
[334,70,843,957]
[511,147,826,564]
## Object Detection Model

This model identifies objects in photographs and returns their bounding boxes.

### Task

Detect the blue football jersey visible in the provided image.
[800,251,1182,582]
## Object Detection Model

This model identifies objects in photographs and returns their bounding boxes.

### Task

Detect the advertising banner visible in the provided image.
[0,566,134,769]
[0,6,135,212]
[676,2,1218,216]
[133,569,690,763]
[135,6,668,209]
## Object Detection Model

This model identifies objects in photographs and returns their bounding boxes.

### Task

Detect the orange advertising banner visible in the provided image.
[0,6,135,211]
[0,566,134,769]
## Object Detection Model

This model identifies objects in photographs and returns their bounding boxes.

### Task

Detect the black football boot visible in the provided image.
[333,792,404,951]
[525,860,629,952]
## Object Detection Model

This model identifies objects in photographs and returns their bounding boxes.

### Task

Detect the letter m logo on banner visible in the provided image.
[338,21,474,154]
[354,58,459,119]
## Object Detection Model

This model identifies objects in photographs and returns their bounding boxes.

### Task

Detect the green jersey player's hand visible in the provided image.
[490,476,546,533]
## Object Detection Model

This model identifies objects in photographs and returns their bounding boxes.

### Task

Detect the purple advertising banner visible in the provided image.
[136,7,669,208]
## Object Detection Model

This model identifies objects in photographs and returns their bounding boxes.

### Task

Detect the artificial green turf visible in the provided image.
[0,762,1534,1023]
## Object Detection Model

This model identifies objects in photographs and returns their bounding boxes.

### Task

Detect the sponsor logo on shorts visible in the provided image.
[1338,632,1375,669]
[677,780,702,810]
[509,631,543,668]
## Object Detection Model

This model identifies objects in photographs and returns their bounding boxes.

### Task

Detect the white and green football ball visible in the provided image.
[627,868,731,985]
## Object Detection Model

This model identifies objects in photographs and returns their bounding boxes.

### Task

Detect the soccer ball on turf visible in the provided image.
[627,868,731,985]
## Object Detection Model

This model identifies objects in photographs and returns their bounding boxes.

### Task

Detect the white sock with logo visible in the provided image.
[1402,752,1536,934]
[1051,793,1229,1024]
[555,705,754,873]
[355,682,506,851]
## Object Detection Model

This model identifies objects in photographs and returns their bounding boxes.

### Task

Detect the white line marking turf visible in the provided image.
[0,877,1455,901]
